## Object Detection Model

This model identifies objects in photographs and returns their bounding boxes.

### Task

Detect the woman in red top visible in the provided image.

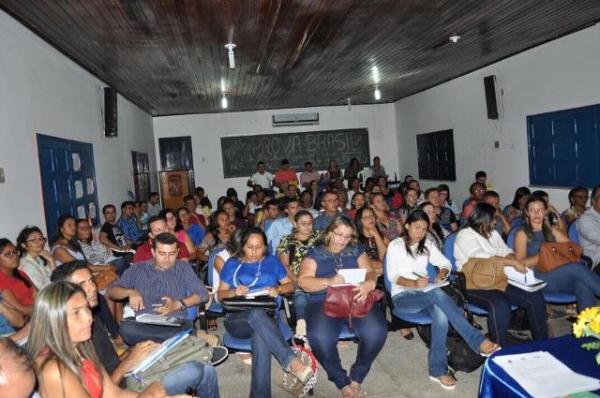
[27,281,171,398]
[0,238,35,317]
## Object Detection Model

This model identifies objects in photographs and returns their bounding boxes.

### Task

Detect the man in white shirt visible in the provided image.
[247,161,274,189]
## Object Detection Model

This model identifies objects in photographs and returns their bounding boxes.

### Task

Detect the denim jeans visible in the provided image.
[293,290,310,320]
[306,300,387,390]
[467,285,547,346]
[119,319,194,345]
[224,309,296,398]
[160,361,220,398]
[535,262,600,311]
[392,288,485,377]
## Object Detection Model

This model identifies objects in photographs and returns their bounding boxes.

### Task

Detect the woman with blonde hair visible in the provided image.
[27,281,177,398]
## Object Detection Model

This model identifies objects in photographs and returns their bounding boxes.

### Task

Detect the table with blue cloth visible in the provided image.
[480,335,600,397]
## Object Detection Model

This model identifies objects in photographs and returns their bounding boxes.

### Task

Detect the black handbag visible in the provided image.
[221,296,277,316]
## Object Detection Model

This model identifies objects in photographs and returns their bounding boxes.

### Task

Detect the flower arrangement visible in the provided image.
[573,306,600,364]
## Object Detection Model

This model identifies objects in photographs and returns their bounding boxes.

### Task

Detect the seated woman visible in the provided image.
[198,210,235,262]
[371,192,403,242]
[454,203,548,346]
[354,207,387,275]
[387,210,499,389]
[26,282,170,398]
[515,195,600,311]
[218,228,314,398]
[0,239,35,317]
[276,210,321,336]
[176,207,206,248]
[163,209,196,262]
[17,226,55,290]
[419,202,449,250]
[562,186,589,225]
[398,188,418,222]
[438,184,459,215]
[76,219,131,276]
[346,192,366,222]
[298,216,387,398]
[503,186,531,223]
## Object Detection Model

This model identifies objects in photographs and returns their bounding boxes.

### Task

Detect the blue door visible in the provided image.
[37,134,100,240]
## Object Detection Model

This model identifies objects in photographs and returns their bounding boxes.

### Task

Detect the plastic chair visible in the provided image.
[510,217,523,230]
[206,247,225,314]
[383,256,432,325]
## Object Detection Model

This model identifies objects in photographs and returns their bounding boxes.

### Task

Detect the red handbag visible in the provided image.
[323,285,384,327]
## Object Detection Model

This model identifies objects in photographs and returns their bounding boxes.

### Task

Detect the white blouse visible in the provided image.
[453,227,513,271]
[386,237,451,297]
[18,253,52,290]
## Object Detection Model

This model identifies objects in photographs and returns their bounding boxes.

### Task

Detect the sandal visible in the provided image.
[429,375,456,390]
[400,328,414,340]
[207,319,218,331]
[479,340,501,357]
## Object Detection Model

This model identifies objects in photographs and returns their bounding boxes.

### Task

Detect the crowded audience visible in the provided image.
[1,153,599,398]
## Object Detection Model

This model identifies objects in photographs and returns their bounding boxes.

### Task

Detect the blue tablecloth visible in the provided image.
[480,335,600,397]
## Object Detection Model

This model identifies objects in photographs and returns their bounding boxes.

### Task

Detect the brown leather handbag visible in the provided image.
[537,242,582,272]
[323,285,384,326]
[462,257,508,291]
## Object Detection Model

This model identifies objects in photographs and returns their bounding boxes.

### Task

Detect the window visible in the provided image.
[416,129,456,181]
[527,104,600,187]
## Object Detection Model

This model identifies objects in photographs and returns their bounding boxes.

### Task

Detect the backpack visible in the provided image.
[416,283,484,373]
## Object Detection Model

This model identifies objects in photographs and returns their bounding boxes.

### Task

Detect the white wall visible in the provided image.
[153,104,398,201]
[0,9,157,238]
[395,24,600,210]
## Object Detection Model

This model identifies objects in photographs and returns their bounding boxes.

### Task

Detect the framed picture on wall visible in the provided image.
[159,169,192,210]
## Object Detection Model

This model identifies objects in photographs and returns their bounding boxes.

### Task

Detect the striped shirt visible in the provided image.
[110,260,207,317]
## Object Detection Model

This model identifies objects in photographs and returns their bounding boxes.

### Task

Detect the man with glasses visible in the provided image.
[577,185,600,273]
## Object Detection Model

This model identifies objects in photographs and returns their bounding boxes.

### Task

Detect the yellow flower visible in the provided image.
[579,307,600,323]
[573,320,585,338]
[591,318,600,335]
[574,307,600,338]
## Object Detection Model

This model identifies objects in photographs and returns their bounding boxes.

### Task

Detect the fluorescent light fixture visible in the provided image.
[221,95,228,109]
[449,34,461,43]
[372,66,380,83]
[225,43,237,69]
[220,78,226,93]
[374,88,381,100]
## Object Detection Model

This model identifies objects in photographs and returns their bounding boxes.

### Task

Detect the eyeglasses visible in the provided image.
[26,237,47,244]
[1,250,18,258]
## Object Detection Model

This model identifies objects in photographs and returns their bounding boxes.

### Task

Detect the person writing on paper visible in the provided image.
[108,233,208,346]
[298,216,387,398]
[51,261,220,397]
[27,281,178,398]
[515,195,600,311]
[387,210,499,390]
[217,227,314,398]
[454,203,548,346]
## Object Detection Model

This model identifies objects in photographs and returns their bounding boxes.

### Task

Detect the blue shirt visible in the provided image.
[117,216,141,242]
[111,260,208,317]
[266,217,293,253]
[305,244,365,301]
[186,223,206,246]
[313,212,338,231]
[220,254,287,291]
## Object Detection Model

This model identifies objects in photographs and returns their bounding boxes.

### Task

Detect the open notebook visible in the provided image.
[504,267,547,292]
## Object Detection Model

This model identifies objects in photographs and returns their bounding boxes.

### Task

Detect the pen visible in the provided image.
[412,271,427,279]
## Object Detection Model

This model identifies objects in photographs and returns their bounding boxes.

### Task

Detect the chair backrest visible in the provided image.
[443,232,457,271]
[510,217,523,229]
[506,227,519,249]
[207,246,226,287]
[568,220,580,244]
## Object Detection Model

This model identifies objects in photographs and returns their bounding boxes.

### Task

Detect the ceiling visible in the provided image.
[2,0,600,116]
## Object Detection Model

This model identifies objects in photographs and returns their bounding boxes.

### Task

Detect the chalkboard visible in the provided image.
[416,129,456,181]
[220,129,370,178]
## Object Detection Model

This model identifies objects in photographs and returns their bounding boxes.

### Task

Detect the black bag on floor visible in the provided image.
[415,284,484,373]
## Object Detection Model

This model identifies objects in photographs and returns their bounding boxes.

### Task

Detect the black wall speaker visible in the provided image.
[483,75,498,120]
[104,87,118,137]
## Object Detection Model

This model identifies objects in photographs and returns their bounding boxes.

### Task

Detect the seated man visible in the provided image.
[274,159,298,189]
[0,338,35,398]
[314,190,343,231]
[117,201,143,245]
[299,161,319,189]
[52,261,220,397]
[108,233,208,345]
[133,215,189,263]
[578,184,600,271]
[266,197,300,253]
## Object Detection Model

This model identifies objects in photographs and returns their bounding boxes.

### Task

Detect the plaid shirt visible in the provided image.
[117,216,140,242]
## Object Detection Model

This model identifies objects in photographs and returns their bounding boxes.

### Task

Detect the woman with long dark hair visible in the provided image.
[454,203,547,346]
[0,238,35,317]
[387,210,498,389]
[17,226,55,290]
[503,186,531,223]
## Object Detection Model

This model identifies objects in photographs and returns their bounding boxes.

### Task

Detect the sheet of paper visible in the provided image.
[245,288,270,298]
[337,268,366,284]
[493,351,600,398]
[403,280,449,293]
